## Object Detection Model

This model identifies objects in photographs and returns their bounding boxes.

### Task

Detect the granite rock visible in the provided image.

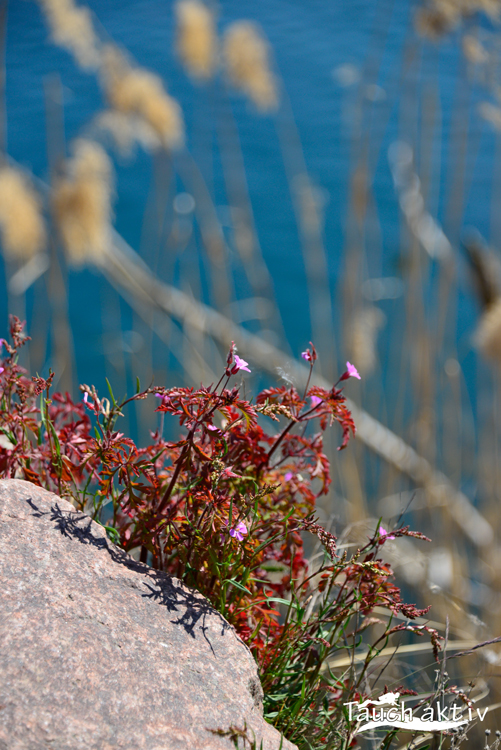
[0,479,295,750]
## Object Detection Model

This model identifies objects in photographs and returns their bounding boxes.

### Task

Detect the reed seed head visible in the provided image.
[101,46,184,151]
[53,139,113,266]
[0,167,46,262]
[39,0,101,70]
[94,110,161,155]
[415,0,501,39]
[223,21,278,112]
[175,0,217,80]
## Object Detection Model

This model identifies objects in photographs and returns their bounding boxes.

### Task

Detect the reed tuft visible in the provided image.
[175,0,217,81]
[52,139,113,266]
[223,21,278,112]
[94,110,161,155]
[0,167,46,262]
[101,46,184,151]
[415,0,501,39]
[39,0,100,70]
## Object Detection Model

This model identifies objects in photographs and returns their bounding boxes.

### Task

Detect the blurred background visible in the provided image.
[5,0,501,737]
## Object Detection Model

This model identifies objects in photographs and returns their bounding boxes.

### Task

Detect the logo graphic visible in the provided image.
[345,692,488,734]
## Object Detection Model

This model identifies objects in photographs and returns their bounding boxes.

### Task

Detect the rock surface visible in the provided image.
[0,479,295,750]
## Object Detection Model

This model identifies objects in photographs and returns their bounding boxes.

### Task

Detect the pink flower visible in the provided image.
[206,424,222,437]
[310,395,322,407]
[232,355,251,374]
[83,392,90,404]
[301,343,317,363]
[221,466,240,478]
[229,520,248,542]
[0,367,4,375]
[346,362,361,379]
[379,526,395,540]
[284,471,293,481]
[339,361,361,382]
[155,394,171,406]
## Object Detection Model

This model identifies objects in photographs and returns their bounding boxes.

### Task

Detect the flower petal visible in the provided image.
[346,361,361,380]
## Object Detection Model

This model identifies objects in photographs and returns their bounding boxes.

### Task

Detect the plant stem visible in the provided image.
[156,426,196,517]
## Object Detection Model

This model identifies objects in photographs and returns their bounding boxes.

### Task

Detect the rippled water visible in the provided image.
[3,0,498,396]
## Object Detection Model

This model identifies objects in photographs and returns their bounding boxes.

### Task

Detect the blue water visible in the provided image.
[3,0,499,420]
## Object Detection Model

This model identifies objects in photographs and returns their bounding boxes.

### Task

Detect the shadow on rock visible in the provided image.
[26,494,232,644]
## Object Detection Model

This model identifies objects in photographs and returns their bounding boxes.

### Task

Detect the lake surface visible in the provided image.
[3,0,499,408]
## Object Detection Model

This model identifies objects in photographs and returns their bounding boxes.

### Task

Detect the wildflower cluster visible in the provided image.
[0,319,440,749]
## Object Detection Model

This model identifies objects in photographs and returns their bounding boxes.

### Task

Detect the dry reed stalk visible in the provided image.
[223,22,278,112]
[175,0,217,81]
[348,306,385,377]
[100,283,130,434]
[101,46,184,151]
[0,4,7,157]
[52,139,113,266]
[463,33,490,64]
[476,297,501,362]
[480,100,501,129]
[214,83,287,344]
[38,0,101,70]
[43,74,75,394]
[0,167,46,262]
[275,89,336,378]
[175,149,234,311]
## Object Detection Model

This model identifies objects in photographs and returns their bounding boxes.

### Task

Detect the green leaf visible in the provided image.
[0,427,16,446]
[207,546,222,573]
[136,376,141,394]
[104,526,121,545]
[264,596,301,611]
[250,511,295,557]
[48,420,61,458]
[105,378,117,407]
[39,395,46,427]
[224,578,253,595]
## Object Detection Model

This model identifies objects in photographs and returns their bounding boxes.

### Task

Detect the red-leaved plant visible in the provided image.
[0,317,443,749]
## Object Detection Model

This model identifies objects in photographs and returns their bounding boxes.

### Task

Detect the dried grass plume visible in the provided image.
[0,168,46,262]
[39,0,101,70]
[415,0,501,39]
[53,140,113,266]
[223,21,278,112]
[101,46,184,151]
[93,110,161,156]
[175,0,217,80]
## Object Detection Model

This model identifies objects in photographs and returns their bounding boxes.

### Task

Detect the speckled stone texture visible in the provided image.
[0,479,295,750]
